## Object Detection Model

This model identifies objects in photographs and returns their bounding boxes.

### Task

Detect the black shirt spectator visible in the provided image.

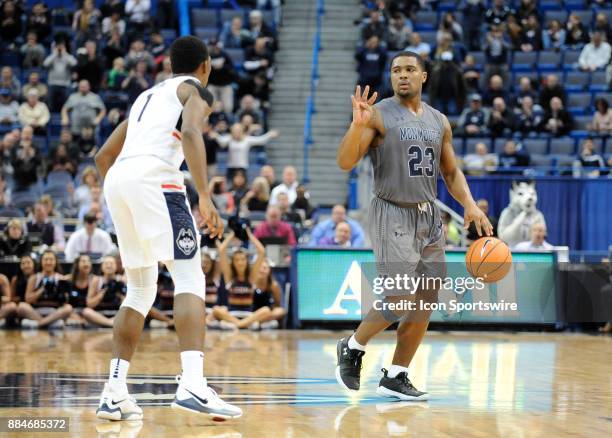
[497,140,531,174]
[0,0,23,43]
[208,43,236,87]
[483,75,510,106]
[520,14,542,52]
[244,37,274,78]
[386,13,411,51]
[361,9,386,42]
[461,0,486,51]
[485,0,513,25]
[515,96,544,135]
[355,36,387,93]
[11,136,41,191]
[27,202,55,247]
[102,30,126,70]
[541,97,573,136]
[26,2,51,42]
[539,74,565,111]
[121,61,152,104]
[76,41,105,92]
[466,199,498,240]
[488,98,516,137]
[516,0,539,25]
[458,94,490,136]
[566,14,589,47]
[0,219,32,258]
[428,54,466,115]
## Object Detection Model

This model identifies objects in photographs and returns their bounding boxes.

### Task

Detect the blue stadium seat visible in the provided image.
[549,137,576,155]
[562,50,581,70]
[0,52,20,67]
[467,51,485,70]
[544,10,568,25]
[530,155,553,173]
[589,72,608,92]
[512,52,537,72]
[540,0,563,11]
[225,48,246,68]
[46,170,73,186]
[220,8,245,26]
[568,10,593,28]
[564,71,590,91]
[538,51,562,71]
[0,207,23,217]
[590,137,605,154]
[522,138,549,155]
[566,92,592,115]
[571,115,592,135]
[195,26,219,41]
[452,137,464,155]
[12,189,39,211]
[191,9,219,28]
[413,11,438,31]
[418,31,437,47]
[465,137,491,154]
[605,141,612,155]
[593,92,612,103]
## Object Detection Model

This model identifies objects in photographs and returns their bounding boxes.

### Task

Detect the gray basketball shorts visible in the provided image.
[368,197,447,297]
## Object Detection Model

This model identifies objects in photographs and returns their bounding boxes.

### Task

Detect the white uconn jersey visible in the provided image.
[118,75,200,169]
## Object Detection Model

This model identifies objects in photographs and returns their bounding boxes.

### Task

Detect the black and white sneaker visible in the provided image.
[376,368,428,401]
[335,337,365,391]
[96,384,143,421]
[171,376,242,420]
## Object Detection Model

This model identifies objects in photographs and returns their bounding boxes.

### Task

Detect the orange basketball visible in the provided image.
[465,237,512,283]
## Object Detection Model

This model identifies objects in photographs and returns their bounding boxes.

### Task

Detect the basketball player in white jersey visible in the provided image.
[94,36,241,421]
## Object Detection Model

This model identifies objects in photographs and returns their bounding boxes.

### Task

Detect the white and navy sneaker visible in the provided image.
[171,376,242,420]
[96,384,144,421]
[335,337,365,391]
[376,368,428,401]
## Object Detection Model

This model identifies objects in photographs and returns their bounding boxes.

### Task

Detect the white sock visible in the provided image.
[387,364,409,378]
[180,351,206,388]
[347,334,366,351]
[108,358,130,395]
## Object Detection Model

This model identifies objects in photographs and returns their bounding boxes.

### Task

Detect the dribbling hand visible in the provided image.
[464,202,494,237]
[199,195,224,239]
[351,85,377,127]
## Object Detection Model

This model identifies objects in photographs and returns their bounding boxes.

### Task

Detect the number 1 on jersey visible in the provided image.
[138,94,153,122]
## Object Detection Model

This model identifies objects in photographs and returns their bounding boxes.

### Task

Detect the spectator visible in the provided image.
[502,15,522,50]
[77,185,112,229]
[514,223,553,250]
[386,12,412,51]
[483,25,509,86]
[0,131,17,177]
[0,67,20,100]
[10,255,36,306]
[519,14,542,52]
[0,0,23,46]
[20,32,46,69]
[270,165,299,205]
[292,185,315,221]
[154,57,172,84]
[43,40,77,113]
[209,101,232,130]
[438,12,463,43]
[220,16,252,49]
[102,29,126,70]
[230,170,249,206]
[241,176,270,213]
[594,12,612,44]
[64,254,96,325]
[240,114,263,136]
[565,13,589,48]
[0,219,32,258]
[0,88,19,126]
[539,74,565,111]
[516,0,538,25]
[211,123,278,178]
[124,38,154,72]
[432,32,463,63]
[125,0,151,35]
[83,255,126,328]
[254,205,297,247]
[21,71,47,102]
[405,32,431,58]
[457,93,490,137]
[76,125,98,159]
[361,8,386,42]
[485,0,513,25]
[244,37,274,82]
[497,139,530,174]
[121,60,152,104]
[26,2,52,43]
[208,39,238,115]
[18,89,50,136]
[235,95,264,125]
[463,142,497,175]
[15,250,73,329]
[466,199,497,241]
[26,203,61,249]
[276,192,302,226]
[150,30,166,61]
[590,98,612,135]
[512,76,538,109]
[461,0,486,51]
[542,19,566,51]
[462,54,481,94]
[101,10,125,38]
[260,165,279,191]
[247,9,276,49]
[105,57,128,91]
[47,142,77,177]
[577,137,605,177]
[64,212,115,262]
[210,176,235,215]
[75,40,104,92]
[541,97,573,136]
[72,0,102,46]
[515,96,544,136]
[308,204,365,247]
[488,97,516,138]
[317,221,351,247]
[355,35,387,94]
[11,127,41,191]
[483,75,509,106]
[428,52,466,115]
[54,129,79,164]
[579,31,611,72]
[61,80,106,135]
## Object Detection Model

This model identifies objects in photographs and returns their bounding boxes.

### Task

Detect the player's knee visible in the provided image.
[168,259,205,301]
[121,284,157,317]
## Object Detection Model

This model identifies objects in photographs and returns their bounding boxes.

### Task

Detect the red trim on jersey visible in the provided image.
[172,131,182,141]
[161,183,184,191]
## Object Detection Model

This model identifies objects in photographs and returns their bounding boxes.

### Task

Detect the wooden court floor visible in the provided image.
[0,329,611,437]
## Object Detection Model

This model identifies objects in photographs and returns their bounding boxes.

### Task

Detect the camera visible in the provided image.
[228,216,251,242]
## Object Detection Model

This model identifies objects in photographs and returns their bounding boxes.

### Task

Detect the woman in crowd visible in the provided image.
[591,98,612,136]
[250,260,286,330]
[10,254,36,305]
[74,165,100,208]
[0,219,32,258]
[210,229,269,329]
[202,252,224,327]
[84,255,125,328]
[240,176,270,214]
[65,254,96,326]
[16,250,72,328]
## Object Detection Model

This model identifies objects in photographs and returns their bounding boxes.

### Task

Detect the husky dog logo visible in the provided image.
[176,228,196,256]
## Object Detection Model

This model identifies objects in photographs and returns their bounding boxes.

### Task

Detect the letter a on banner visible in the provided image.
[323,261,366,315]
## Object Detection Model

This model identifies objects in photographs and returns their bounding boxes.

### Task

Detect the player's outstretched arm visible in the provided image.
[95,119,128,179]
[439,117,493,237]
[337,85,381,171]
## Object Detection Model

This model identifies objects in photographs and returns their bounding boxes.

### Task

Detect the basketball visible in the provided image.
[465,237,512,283]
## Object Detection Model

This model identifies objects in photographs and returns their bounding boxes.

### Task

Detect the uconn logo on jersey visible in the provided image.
[399,127,441,144]
[176,228,197,256]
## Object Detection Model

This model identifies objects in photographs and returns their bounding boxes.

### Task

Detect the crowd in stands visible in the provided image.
[356,0,612,176]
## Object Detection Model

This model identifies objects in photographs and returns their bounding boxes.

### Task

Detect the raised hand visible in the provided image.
[351,85,377,127]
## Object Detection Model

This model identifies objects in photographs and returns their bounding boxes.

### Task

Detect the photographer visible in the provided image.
[84,255,126,328]
[16,250,73,329]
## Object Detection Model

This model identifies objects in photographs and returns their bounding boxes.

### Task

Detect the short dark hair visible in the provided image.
[390,51,426,71]
[170,36,209,74]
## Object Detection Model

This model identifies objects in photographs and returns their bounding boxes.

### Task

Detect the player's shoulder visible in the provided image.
[374,96,396,110]
[423,101,449,129]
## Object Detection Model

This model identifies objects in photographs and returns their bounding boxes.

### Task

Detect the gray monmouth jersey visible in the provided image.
[368,97,446,204]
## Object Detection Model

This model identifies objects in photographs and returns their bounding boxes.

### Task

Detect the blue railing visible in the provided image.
[177,0,191,36]
[303,0,325,183]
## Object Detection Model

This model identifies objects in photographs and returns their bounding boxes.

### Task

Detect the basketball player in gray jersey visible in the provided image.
[335,51,493,400]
